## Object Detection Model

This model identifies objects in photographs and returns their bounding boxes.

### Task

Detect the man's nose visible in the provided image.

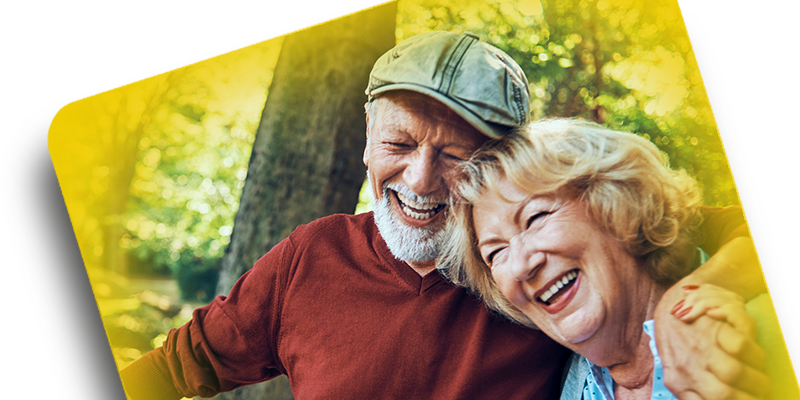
[403,148,443,197]
[507,233,544,282]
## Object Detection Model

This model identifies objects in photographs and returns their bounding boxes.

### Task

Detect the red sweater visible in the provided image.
[122,212,572,399]
[120,207,747,400]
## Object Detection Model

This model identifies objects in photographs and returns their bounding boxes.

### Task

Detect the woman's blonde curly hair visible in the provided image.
[438,118,704,327]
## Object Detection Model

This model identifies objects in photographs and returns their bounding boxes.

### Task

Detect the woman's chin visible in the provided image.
[561,325,600,345]
[539,303,605,347]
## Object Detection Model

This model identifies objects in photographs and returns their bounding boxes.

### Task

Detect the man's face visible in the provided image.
[363,91,489,262]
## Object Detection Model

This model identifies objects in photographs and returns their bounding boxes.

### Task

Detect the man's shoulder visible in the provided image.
[290,212,379,245]
[251,212,383,281]
[306,212,374,227]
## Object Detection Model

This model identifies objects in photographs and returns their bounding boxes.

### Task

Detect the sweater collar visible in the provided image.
[367,213,445,294]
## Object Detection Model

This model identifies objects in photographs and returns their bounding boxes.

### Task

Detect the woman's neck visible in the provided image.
[605,284,666,400]
[608,336,656,400]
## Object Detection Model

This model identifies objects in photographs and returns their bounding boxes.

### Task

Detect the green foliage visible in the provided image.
[396,0,739,206]
[88,266,197,370]
[121,39,283,300]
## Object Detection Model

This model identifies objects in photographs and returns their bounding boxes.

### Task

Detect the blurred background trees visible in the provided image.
[50,0,739,398]
[392,0,736,208]
[122,45,282,302]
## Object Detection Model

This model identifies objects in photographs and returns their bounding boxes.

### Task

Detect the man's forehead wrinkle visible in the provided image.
[370,92,492,159]
[379,91,480,129]
[370,121,410,146]
[376,110,484,150]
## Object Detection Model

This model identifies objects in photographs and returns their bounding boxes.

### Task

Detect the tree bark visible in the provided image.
[211,3,396,399]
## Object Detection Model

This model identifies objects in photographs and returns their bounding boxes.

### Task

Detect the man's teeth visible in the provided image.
[396,192,443,220]
[539,271,578,303]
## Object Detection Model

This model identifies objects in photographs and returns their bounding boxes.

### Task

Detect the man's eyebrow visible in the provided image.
[443,143,477,151]
[377,125,412,139]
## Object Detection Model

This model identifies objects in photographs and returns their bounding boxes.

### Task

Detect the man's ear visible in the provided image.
[363,139,370,167]
[363,103,370,167]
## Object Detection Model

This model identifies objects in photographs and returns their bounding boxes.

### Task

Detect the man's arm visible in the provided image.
[118,235,295,400]
[656,207,769,399]
[693,206,766,301]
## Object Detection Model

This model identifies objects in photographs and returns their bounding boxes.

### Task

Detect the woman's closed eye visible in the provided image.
[526,211,552,229]
[482,212,553,267]
[484,247,507,268]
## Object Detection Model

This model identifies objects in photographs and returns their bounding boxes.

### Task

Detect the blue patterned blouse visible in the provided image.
[573,320,677,400]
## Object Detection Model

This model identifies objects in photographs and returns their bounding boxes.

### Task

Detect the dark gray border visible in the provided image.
[4,109,125,400]
[683,16,800,376]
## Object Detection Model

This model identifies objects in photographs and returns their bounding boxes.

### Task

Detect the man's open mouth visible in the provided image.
[394,191,446,220]
[537,270,579,306]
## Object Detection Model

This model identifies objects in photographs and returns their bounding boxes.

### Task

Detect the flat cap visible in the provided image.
[366,31,531,138]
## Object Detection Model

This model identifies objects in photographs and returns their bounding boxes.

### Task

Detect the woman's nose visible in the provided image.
[507,233,545,282]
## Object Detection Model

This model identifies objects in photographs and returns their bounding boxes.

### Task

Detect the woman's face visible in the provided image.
[472,177,656,355]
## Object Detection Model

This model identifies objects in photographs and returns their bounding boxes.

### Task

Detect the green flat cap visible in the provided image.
[366,31,531,139]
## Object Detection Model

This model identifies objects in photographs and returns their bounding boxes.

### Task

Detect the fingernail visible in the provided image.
[671,300,685,315]
[682,285,700,290]
[676,306,693,318]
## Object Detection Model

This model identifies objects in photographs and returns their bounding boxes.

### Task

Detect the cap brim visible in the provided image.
[370,83,510,139]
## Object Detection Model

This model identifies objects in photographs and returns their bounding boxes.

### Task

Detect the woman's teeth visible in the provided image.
[539,271,578,304]
[396,192,444,220]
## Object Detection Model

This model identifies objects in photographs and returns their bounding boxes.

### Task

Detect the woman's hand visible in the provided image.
[655,283,769,399]
[672,284,754,337]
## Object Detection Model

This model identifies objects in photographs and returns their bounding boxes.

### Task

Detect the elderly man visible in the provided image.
[121,32,765,400]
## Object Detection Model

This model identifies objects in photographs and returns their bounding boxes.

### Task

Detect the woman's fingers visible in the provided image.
[673,284,746,324]
[656,309,769,400]
[706,303,758,339]
[715,321,766,371]
[674,304,707,322]
[671,371,766,400]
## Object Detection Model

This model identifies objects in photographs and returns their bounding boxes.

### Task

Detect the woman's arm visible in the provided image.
[655,206,770,399]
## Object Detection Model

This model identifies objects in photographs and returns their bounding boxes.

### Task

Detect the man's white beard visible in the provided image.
[371,180,448,263]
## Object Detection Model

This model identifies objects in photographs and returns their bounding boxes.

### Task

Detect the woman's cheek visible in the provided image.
[494,270,531,308]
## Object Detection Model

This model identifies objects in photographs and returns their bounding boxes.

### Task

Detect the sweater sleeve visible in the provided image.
[697,206,750,255]
[119,234,296,400]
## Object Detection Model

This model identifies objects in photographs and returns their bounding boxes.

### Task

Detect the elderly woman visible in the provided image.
[439,119,787,400]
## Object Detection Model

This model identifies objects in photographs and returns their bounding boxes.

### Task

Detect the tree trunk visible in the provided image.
[210,3,396,399]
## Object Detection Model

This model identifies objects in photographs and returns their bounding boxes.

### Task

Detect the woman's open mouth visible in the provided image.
[535,269,580,314]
